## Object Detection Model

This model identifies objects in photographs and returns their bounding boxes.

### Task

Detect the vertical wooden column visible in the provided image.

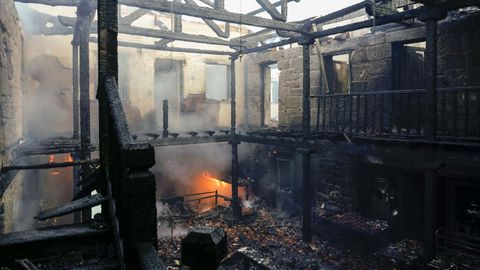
[230,54,241,219]
[162,99,169,138]
[72,45,80,140]
[78,0,93,222]
[299,38,314,242]
[420,8,446,261]
[72,43,81,223]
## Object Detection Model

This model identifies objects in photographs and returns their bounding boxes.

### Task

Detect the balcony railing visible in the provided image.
[311,86,480,138]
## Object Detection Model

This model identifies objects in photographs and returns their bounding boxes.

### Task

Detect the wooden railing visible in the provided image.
[102,76,160,269]
[311,86,480,138]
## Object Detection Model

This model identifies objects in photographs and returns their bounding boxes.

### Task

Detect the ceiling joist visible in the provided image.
[58,15,244,48]
[255,0,287,21]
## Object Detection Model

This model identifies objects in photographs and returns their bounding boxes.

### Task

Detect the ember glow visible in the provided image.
[183,171,246,212]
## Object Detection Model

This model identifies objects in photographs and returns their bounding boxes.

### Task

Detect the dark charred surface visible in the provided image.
[157,206,369,269]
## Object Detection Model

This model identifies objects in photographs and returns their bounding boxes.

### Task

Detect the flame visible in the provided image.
[50,171,61,175]
[65,153,73,162]
[182,171,246,212]
[202,171,227,187]
[48,155,55,163]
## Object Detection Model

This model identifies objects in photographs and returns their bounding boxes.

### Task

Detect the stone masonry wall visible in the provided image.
[0,0,24,233]
[245,11,480,209]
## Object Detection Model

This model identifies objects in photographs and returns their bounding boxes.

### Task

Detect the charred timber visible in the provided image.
[88,37,234,56]
[1,159,100,173]
[256,0,286,21]
[36,193,107,221]
[59,16,243,48]
[148,135,230,147]
[116,0,305,33]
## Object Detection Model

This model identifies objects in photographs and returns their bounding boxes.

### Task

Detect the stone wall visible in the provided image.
[245,11,480,209]
[245,11,480,131]
[0,0,24,233]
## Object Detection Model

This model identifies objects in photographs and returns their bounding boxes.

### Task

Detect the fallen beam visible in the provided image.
[1,159,99,173]
[36,193,107,221]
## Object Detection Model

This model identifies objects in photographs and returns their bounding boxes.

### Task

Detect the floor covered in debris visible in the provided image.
[156,203,422,269]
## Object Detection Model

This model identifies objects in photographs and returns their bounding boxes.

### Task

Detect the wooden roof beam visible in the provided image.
[58,15,244,47]
[89,37,234,55]
[255,0,286,21]
[119,0,304,33]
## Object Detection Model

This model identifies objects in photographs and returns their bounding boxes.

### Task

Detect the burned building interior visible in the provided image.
[1,0,480,269]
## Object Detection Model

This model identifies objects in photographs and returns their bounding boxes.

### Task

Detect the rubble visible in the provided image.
[158,205,369,269]
[373,239,424,269]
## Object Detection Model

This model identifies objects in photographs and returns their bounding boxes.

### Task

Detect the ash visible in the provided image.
[157,204,369,269]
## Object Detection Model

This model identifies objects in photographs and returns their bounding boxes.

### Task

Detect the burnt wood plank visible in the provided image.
[36,194,107,221]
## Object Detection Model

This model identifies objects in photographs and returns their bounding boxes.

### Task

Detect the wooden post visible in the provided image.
[72,43,80,223]
[162,99,169,138]
[78,0,93,222]
[419,8,446,262]
[230,54,241,219]
[299,38,314,243]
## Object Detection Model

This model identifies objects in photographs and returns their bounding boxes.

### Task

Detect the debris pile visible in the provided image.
[374,239,424,269]
[158,205,369,269]
[315,206,389,234]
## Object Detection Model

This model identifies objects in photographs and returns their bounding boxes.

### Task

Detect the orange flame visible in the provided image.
[65,153,73,162]
[48,155,55,163]
[50,171,61,175]
[202,171,227,188]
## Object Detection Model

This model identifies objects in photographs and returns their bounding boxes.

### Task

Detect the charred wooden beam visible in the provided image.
[256,0,286,21]
[148,135,230,147]
[243,38,295,54]
[162,100,169,138]
[230,55,241,219]
[59,16,243,47]
[36,193,107,221]
[245,0,479,52]
[248,0,300,16]
[0,224,109,261]
[1,159,99,173]
[185,0,230,38]
[300,40,314,243]
[72,45,80,139]
[119,0,304,32]
[419,7,446,261]
[89,37,234,55]
[121,8,149,26]
[184,0,229,38]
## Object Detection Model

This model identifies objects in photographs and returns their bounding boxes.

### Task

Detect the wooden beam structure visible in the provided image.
[256,0,286,21]
[121,8,150,26]
[118,0,304,32]
[89,37,234,55]
[58,15,244,47]
[184,0,230,38]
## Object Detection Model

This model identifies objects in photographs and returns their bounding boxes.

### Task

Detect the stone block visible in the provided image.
[367,75,392,91]
[351,63,369,81]
[367,44,391,61]
[368,59,392,76]
[350,81,368,93]
[277,59,290,70]
[351,49,367,64]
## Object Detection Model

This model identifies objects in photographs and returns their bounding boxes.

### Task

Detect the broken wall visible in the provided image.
[0,0,25,233]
